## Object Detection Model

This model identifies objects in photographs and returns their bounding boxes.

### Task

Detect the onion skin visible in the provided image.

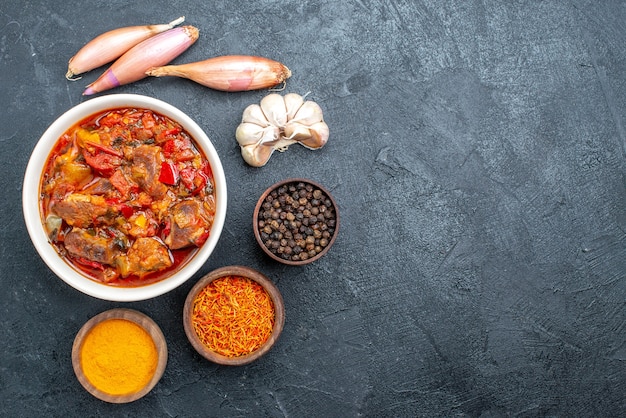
[146,55,291,92]
[83,25,199,96]
[66,17,185,80]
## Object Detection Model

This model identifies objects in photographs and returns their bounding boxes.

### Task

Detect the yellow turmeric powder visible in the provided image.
[80,319,158,396]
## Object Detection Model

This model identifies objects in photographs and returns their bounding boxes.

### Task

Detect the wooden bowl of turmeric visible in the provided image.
[183,265,285,365]
[71,308,168,403]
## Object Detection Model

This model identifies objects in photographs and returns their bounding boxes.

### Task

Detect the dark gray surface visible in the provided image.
[1,1,625,416]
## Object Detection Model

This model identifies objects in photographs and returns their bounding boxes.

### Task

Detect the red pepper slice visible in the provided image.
[195,230,210,246]
[164,127,181,136]
[119,204,134,219]
[159,161,179,185]
[179,167,196,190]
[193,171,208,195]
[74,257,105,271]
[179,168,208,195]
[85,141,123,157]
[105,197,121,205]
[163,140,177,157]
[162,137,195,161]
[175,149,196,162]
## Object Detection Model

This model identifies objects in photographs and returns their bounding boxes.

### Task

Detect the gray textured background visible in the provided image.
[1,0,625,416]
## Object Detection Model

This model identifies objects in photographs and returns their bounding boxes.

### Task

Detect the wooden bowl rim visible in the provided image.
[252,178,339,265]
[71,308,168,403]
[183,265,285,365]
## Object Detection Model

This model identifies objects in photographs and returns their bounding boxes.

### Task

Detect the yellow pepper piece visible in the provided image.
[61,162,92,184]
[116,256,131,278]
[134,213,147,228]
[75,128,101,147]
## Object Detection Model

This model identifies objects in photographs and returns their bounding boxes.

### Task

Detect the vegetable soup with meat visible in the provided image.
[40,107,216,286]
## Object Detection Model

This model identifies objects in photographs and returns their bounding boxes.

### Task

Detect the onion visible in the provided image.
[66,17,185,80]
[146,55,291,92]
[83,25,199,96]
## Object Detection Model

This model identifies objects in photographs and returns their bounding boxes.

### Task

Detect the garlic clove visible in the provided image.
[298,121,329,149]
[284,120,329,150]
[283,122,312,142]
[290,100,324,126]
[235,123,278,147]
[260,93,288,127]
[284,93,304,121]
[241,143,275,167]
[241,104,270,127]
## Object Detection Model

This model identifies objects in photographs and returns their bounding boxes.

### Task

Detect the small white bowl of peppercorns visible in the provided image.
[253,178,339,265]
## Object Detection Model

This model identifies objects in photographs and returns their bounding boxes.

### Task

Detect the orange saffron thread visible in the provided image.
[191,276,275,357]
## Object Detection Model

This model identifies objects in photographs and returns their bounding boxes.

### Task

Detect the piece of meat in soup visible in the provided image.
[51,193,118,228]
[165,200,211,250]
[125,237,173,276]
[131,145,167,198]
[64,228,120,266]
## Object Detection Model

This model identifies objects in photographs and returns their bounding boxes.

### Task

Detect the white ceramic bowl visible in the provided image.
[22,94,227,302]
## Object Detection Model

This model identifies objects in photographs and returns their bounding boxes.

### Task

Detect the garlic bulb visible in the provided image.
[235,93,329,167]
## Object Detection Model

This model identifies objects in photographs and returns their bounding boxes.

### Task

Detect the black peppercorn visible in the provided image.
[256,180,337,263]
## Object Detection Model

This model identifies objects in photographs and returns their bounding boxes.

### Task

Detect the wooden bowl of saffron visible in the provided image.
[183,265,285,365]
[71,308,168,403]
